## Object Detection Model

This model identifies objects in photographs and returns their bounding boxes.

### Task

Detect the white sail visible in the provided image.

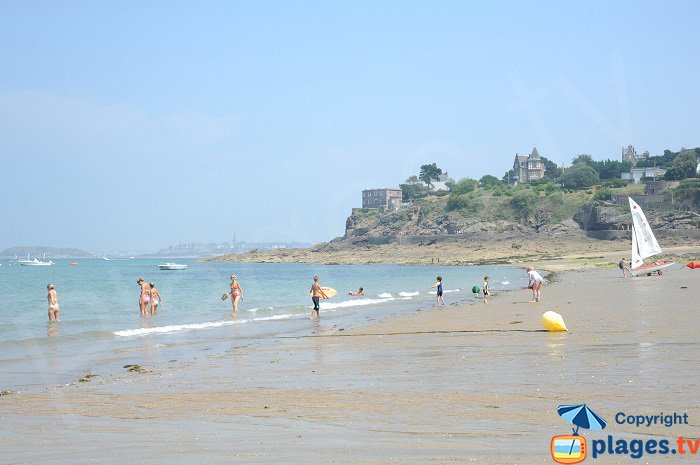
[629,197,662,268]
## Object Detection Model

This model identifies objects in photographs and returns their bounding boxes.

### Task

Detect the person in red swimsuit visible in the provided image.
[229,275,244,314]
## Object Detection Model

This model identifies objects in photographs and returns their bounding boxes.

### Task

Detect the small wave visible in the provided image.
[500,281,510,285]
[246,306,273,313]
[322,297,395,310]
[377,292,392,298]
[398,297,413,300]
[114,320,247,337]
[429,288,461,295]
[252,314,296,321]
[398,291,419,297]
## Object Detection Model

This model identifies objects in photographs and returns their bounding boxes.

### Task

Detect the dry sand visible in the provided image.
[2,263,700,464]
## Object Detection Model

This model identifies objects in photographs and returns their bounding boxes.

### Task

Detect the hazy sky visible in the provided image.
[1,1,698,252]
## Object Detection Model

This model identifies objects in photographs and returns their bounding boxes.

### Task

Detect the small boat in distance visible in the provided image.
[158,263,188,270]
[18,254,54,266]
[629,197,674,276]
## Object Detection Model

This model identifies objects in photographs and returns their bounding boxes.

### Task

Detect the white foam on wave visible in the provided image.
[253,314,296,321]
[398,291,419,297]
[500,281,510,285]
[322,297,395,310]
[114,319,248,337]
[377,292,392,298]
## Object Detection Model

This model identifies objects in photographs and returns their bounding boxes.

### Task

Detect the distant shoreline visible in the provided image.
[204,235,699,269]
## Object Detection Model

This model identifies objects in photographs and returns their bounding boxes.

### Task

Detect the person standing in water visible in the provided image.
[431,276,444,305]
[229,275,243,313]
[149,283,162,316]
[482,276,491,304]
[47,284,60,321]
[526,266,544,302]
[137,277,151,317]
[310,275,328,320]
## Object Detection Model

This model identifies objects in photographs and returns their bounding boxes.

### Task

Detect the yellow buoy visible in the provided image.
[541,311,568,332]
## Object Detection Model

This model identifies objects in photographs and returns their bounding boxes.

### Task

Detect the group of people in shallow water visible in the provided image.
[427,266,544,306]
[46,266,547,322]
[136,278,162,317]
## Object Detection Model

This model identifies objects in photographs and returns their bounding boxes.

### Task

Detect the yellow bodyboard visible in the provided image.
[310,287,337,300]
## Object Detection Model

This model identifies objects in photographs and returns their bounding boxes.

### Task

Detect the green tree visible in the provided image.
[540,156,562,180]
[451,178,479,195]
[399,183,428,201]
[479,174,502,188]
[502,169,516,184]
[664,151,698,180]
[571,154,595,167]
[419,163,442,189]
[593,160,632,180]
[405,175,420,185]
[560,163,599,188]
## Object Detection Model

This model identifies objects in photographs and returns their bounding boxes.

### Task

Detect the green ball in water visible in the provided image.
[472,286,480,294]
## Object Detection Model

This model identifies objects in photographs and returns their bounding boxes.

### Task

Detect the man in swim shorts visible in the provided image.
[310,275,328,320]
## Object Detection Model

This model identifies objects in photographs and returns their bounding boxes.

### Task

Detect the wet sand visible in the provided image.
[2,264,700,464]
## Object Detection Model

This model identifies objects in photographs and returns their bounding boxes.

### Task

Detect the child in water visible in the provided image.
[150,283,162,315]
[431,276,444,305]
[483,276,490,304]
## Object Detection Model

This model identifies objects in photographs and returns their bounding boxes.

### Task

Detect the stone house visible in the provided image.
[362,188,403,212]
[512,147,545,184]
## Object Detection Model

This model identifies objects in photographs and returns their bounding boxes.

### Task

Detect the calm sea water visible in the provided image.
[0,259,527,391]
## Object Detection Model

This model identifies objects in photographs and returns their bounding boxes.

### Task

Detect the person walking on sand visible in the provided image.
[149,283,162,316]
[483,276,491,304]
[47,284,60,321]
[618,258,629,278]
[310,275,328,320]
[431,276,444,305]
[137,277,151,317]
[527,266,544,302]
[229,275,244,313]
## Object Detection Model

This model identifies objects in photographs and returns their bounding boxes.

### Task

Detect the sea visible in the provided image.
[0,259,527,392]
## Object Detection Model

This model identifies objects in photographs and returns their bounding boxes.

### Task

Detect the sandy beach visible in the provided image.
[2,263,699,464]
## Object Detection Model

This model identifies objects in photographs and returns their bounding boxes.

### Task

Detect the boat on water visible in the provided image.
[629,197,674,276]
[158,263,188,270]
[18,254,54,266]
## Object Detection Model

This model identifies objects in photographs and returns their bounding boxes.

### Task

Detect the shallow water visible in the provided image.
[0,258,526,391]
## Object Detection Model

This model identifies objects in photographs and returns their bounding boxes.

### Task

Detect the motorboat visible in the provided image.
[158,263,188,270]
[18,254,54,266]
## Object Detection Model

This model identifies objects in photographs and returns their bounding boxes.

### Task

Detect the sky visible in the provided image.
[1,0,698,252]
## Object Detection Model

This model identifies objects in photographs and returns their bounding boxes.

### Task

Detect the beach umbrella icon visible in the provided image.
[557,404,606,455]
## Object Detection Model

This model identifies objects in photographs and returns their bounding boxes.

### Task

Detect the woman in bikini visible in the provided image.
[229,275,243,313]
[137,277,150,317]
[47,284,60,321]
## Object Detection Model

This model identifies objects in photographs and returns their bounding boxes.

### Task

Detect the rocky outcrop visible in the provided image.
[573,201,700,231]
[573,202,629,231]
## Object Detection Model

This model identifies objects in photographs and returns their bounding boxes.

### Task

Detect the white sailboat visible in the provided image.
[629,197,674,276]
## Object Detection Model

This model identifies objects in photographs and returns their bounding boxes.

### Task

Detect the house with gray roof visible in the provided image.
[511,147,545,184]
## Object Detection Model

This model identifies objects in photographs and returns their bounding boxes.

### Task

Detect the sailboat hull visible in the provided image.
[630,261,675,277]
